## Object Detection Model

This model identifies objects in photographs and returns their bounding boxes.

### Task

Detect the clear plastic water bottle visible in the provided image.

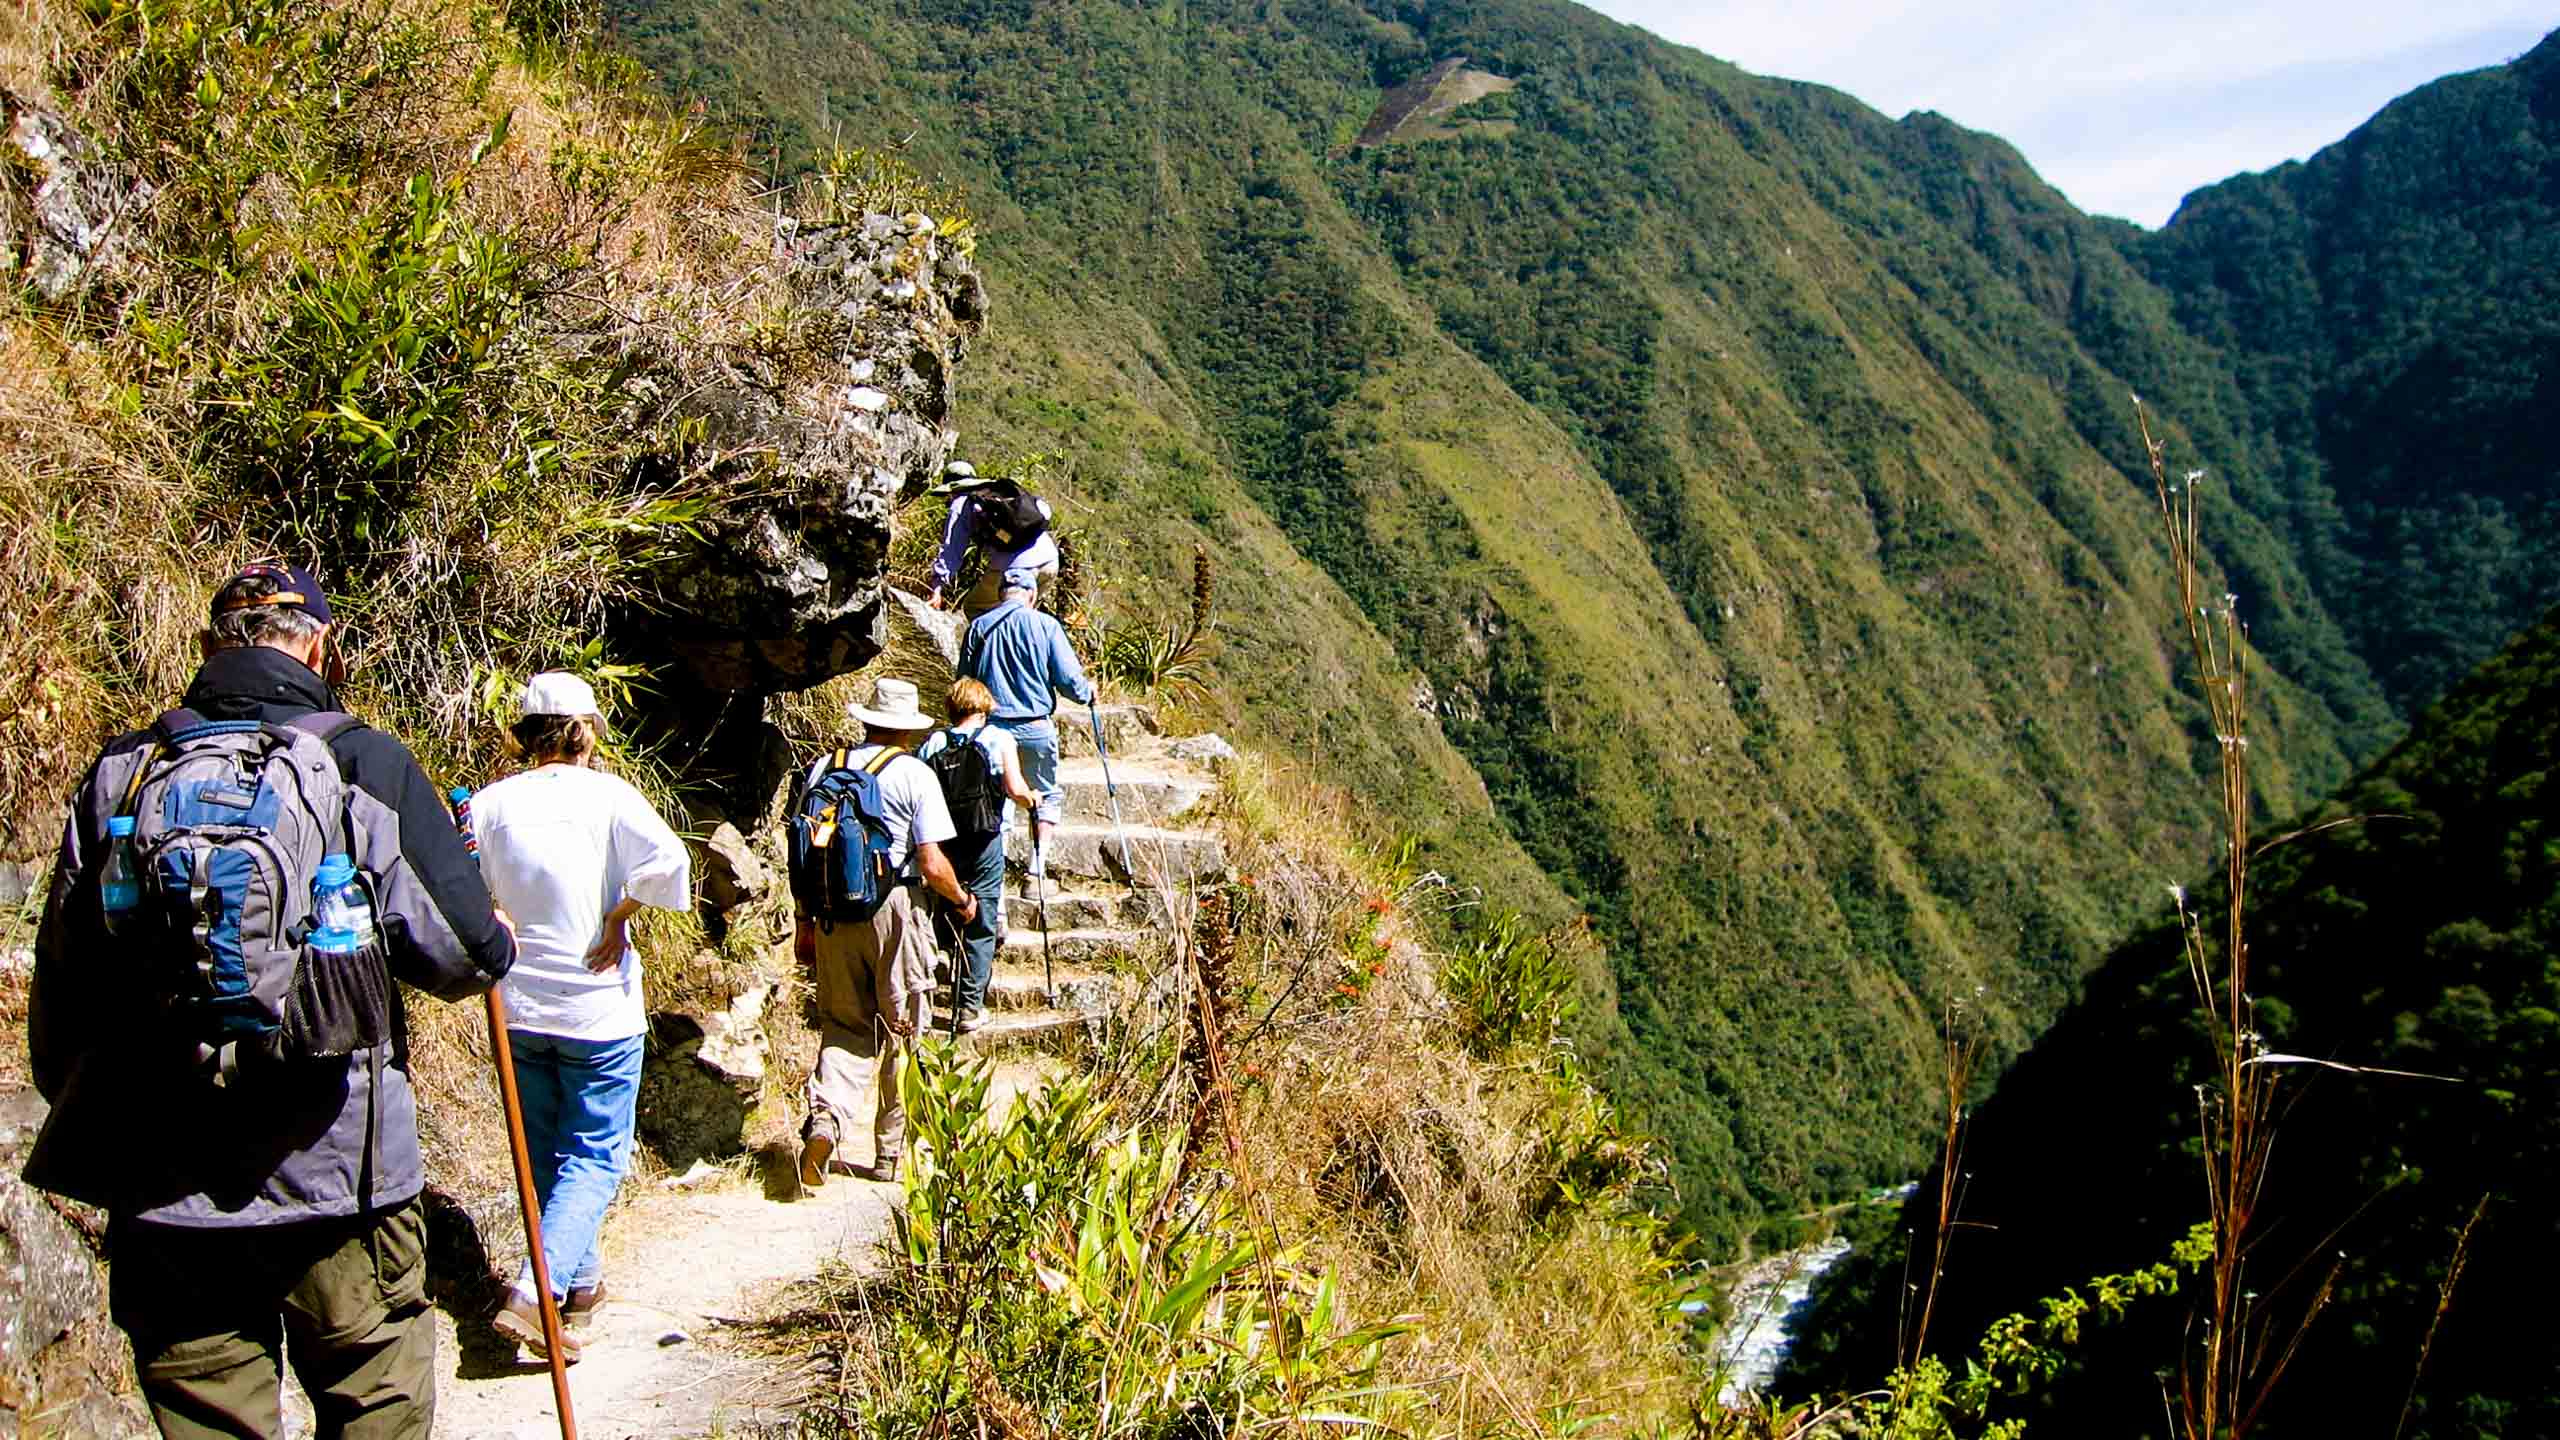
[312,854,377,950]
[100,815,142,935]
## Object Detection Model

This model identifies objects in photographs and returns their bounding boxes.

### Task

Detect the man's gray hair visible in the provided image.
[204,601,325,652]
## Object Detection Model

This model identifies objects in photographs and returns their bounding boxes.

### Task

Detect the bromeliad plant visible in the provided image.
[881,1044,1415,1439]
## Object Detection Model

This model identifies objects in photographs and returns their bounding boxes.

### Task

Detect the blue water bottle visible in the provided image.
[312,854,377,951]
[100,815,142,936]
[448,787,477,856]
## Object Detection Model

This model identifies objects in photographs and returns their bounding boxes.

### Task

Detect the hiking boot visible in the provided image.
[855,1154,900,1183]
[799,1129,836,1190]
[493,1291,585,1363]
[953,1007,989,1035]
[565,1280,608,1329]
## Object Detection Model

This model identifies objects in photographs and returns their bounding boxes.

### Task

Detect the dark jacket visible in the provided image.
[26,646,516,1226]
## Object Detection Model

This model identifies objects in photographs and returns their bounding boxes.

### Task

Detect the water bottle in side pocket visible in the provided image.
[99,815,143,936]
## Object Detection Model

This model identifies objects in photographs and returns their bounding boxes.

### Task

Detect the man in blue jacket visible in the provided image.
[25,563,517,1439]
[957,565,1095,866]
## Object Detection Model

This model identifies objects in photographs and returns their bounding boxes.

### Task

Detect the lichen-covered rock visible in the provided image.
[637,984,771,1167]
[0,1087,145,1437]
[631,216,986,695]
[1,93,154,301]
[695,822,771,915]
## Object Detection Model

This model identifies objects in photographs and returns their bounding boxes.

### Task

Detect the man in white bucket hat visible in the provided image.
[791,677,979,1187]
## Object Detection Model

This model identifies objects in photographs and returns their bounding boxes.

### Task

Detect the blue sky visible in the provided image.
[1586,2,2556,226]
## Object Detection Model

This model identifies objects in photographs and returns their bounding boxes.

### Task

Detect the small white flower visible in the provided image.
[2167,883,2187,906]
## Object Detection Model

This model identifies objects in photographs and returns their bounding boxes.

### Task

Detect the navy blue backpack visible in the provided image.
[787,747,904,925]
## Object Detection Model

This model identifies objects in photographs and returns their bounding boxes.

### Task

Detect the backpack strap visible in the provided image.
[288,711,363,744]
[114,709,210,817]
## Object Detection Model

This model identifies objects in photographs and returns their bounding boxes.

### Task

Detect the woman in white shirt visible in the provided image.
[471,672,690,1361]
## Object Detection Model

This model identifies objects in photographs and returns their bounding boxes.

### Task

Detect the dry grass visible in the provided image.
[1201,753,1699,1437]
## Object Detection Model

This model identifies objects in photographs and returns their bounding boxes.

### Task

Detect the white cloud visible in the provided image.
[1589,2,2553,224]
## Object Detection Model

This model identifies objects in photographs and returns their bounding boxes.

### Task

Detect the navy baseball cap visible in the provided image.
[210,562,332,626]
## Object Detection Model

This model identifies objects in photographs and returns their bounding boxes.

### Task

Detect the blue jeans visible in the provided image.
[507,1030,644,1301]
[944,832,1006,1015]
[996,718,1063,826]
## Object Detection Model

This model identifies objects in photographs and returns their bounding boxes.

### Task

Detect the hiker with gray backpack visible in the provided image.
[24,563,518,1440]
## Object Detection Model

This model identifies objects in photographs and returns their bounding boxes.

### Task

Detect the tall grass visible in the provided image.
[2134,401,2319,1439]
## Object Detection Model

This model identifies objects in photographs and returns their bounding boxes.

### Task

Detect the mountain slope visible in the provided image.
[2114,30,2560,711]
[601,0,2395,1242]
[1788,605,2560,1436]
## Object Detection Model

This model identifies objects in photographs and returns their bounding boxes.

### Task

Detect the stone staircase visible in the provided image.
[928,701,1230,1055]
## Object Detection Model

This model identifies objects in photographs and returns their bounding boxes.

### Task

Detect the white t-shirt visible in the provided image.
[812,744,955,874]
[473,764,692,1042]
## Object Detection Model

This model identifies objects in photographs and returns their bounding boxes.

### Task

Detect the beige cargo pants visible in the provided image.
[803,884,936,1164]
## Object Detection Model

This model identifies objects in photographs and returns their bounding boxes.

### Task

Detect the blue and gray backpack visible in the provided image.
[93,708,395,1071]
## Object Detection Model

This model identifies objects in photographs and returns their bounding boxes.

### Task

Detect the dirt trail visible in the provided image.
[428,1066,1049,1440]
[427,694,1215,1438]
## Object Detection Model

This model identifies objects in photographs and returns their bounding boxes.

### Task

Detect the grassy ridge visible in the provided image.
[595,0,2393,1245]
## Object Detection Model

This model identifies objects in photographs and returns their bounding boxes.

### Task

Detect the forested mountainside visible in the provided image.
[601,0,2553,1243]
[1788,604,2560,1438]
[2116,31,2560,714]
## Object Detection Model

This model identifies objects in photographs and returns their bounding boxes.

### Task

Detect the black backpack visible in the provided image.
[927,728,1005,841]
[974,478,1049,550]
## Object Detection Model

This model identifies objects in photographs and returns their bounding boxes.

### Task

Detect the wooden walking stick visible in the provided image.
[453,787,579,1440]
[486,991,578,1439]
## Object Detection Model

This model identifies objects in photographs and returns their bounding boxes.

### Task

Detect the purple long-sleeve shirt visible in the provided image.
[930,493,1061,594]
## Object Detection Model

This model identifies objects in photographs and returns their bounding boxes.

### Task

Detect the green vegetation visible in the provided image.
[594,0,2465,1247]
[1789,603,2560,1436]
[2116,32,2560,712]
[764,754,1706,1438]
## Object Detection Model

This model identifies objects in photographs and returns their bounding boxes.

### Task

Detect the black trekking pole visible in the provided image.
[932,901,961,1043]
[1033,829,1055,1006]
[1088,706,1137,881]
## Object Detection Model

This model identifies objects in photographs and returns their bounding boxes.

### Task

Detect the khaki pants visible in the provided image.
[109,1200,434,1440]
[804,886,936,1163]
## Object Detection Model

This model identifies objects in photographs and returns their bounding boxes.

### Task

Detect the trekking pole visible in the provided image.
[933,902,961,1044]
[1033,829,1055,1006]
[452,787,578,1440]
[1087,707,1137,881]
[487,991,579,1440]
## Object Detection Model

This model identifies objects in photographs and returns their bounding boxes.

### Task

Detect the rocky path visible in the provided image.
[429,696,1229,1438]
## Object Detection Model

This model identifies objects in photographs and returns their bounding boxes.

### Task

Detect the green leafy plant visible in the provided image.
[1441,909,1580,1057]
[860,1043,1416,1438]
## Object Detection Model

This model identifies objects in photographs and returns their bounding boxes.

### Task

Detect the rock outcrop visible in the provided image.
[632,214,986,696]
[1,93,153,302]
[0,1088,146,1437]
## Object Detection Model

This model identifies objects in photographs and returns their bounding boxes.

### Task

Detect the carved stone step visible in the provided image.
[1056,703,1159,759]
[934,966,1113,1016]
[998,926,1149,968]
[1006,823,1227,889]
[947,1007,1098,1059]
[1051,761,1212,827]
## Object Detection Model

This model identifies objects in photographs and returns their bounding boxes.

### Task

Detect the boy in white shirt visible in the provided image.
[795,678,980,1187]
[470,673,691,1359]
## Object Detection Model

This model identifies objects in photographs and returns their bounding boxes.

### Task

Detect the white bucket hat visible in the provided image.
[847,677,935,731]
[519,671,600,719]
